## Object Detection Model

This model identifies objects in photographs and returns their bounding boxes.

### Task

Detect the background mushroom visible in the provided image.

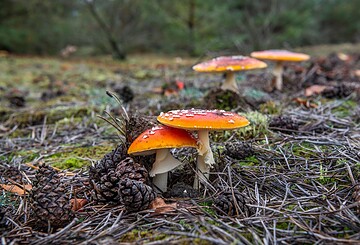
[192,55,267,94]
[250,50,310,91]
[157,109,250,189]
[127,125,198,192]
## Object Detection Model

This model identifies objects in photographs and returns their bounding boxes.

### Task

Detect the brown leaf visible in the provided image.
[355,70,360,77]
[293,98,318,108]
[305,85,328,97]
[0,184,32,196]
[149,197,177,214]
[70,198,88,211]
[151,87,163,93]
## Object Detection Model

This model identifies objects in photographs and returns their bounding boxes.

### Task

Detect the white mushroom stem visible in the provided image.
[149,148,183,192]
[273,61,284,91]
[220,71,239,94]
[194,130,215,189]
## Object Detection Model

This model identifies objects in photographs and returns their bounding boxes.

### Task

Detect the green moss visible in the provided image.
[119,229,168,243]
[211,111,269,142]
[199,201,216,216]
[8,150,40,163]
[332,100,357,118]
[237,111,269,139]
[276,220,296,230]
[47,145,115,170]
[259,101,282,115]
[237,156,259,167]
[318,163,333,185]
[0,107,13,122]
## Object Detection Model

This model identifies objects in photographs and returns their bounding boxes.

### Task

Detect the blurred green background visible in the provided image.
[0,0,359,58]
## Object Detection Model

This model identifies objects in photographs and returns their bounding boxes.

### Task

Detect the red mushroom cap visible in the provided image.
[157,109,250,131]
[192,55,267,73]
[250,50,310,62]
[128,125,197,155]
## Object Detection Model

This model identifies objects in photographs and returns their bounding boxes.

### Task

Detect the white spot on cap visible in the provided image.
[152,126,162,131]
[143,135,149,139]
[149,131,155,135]
[228,119,235,124]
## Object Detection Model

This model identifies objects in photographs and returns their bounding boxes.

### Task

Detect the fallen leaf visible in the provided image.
[175,80,185,90]
[305,85,328,97]
[355,70,360,77]
[149,197,177,214]
[151,87,163,93]
[0,184,32,196]
[70,198,88,211]
[337,52,350,61]
[164,89,178,97]
[293,98,318,108]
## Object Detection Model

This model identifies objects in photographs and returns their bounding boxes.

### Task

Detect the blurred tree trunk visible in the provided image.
[187,0,196,56]
[85,0,126,60]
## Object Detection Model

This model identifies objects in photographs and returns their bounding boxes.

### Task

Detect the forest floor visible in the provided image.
[1,44,360,244]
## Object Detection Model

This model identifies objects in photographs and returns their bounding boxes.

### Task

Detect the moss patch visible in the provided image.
[47,144,116,170]
[119,229,168,243]
[331,99,357,118]
[237,111,269,139]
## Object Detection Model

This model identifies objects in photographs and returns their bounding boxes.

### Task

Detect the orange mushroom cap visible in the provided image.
[250,50,310,62]
[128,125,198,155]
[192,55,267,73]
[157,109,250,130]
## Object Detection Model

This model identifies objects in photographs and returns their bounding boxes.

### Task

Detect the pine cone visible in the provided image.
[116,157,149,183]
[321,84,354,99]
[126,114,157,144]
[119,178,156,212]
[89,145,127,203]
[0,166,23,183]
[214,190,254,217]
[225,142,254,160]
[30,165,74,228]
[269,115,299,131]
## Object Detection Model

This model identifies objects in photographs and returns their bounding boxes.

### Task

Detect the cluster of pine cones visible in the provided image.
[29,144,157,230]
[88,144,157,211]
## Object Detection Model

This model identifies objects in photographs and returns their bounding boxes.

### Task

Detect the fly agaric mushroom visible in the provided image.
[127,125,197,192]
[192,56,267,94]
[157,109,250,189]
[250,50,310,91]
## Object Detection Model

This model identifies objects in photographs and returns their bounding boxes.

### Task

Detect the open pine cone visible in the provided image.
[116,157,149,183]
[89,145,128,203]
[30,165,74,229]
[214,190,255,217]
[119,178,156,212]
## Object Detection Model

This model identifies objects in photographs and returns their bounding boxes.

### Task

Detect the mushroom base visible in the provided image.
[194,130,215,189]
[273,62,284,91]
[221,72,239,94]
[150,149,184,192]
